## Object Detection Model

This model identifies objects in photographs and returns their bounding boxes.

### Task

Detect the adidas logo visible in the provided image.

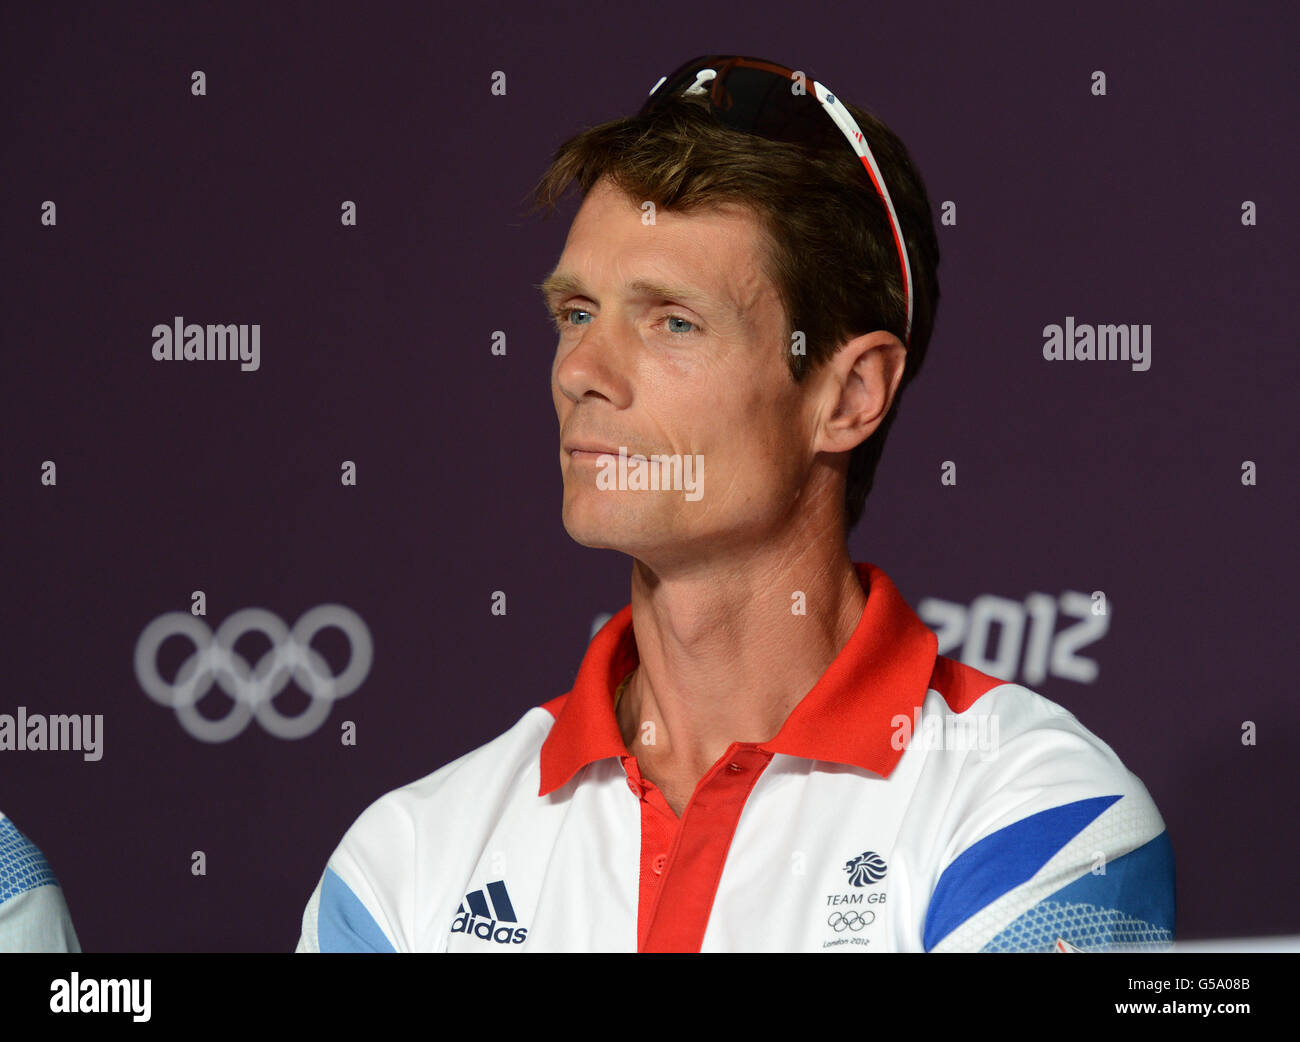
[450,880,528,945]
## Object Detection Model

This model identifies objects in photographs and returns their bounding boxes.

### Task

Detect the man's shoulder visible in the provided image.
[923,655,1142,772]
[297,704,565,952]
[910,658,1175,952]
[916,656,1161,819]
[347,703,560,838]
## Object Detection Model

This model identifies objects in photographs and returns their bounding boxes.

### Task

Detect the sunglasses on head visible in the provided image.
[638,54,914,347]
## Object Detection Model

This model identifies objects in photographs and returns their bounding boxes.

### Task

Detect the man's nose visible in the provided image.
[554,317,627,404]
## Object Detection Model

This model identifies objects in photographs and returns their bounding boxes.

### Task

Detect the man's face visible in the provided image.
[544,177,826,565]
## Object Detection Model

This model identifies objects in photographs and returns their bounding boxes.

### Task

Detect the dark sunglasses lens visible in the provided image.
[718,65,843,151]
[639,56,728,115]
[712,66,790,129]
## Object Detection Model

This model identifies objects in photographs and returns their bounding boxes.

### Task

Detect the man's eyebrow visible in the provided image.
[535,272,731,316]
[536,271,583,306]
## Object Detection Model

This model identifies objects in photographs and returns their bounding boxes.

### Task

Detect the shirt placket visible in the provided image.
[622,745,773,953]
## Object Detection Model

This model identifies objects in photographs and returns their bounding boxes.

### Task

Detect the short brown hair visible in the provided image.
[529,86,940,532]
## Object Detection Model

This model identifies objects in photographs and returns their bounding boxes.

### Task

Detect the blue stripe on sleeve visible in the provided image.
[318,867,396,953]
[923,794,1121,951]
[980,830,1175,951]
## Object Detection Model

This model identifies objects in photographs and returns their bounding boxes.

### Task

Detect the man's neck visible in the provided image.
[614,543,868,816]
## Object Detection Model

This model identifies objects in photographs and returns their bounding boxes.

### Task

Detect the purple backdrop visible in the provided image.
[1,1,1295,951]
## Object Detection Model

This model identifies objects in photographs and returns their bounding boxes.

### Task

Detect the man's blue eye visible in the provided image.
[553,309,698,335]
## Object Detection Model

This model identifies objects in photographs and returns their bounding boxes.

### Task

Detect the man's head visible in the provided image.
[531,63,940,564]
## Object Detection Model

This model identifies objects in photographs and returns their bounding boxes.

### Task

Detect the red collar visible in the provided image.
[539,562,939,796]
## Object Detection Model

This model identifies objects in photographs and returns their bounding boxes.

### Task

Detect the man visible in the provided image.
[295,54,1173,952]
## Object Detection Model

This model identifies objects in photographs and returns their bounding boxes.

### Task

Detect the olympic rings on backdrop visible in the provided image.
[134,606,373,742]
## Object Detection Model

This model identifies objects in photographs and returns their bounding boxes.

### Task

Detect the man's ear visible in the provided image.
[815,331,907,455]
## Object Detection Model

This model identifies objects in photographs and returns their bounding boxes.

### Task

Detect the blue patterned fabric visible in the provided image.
[981,831,1175,951]
[0,815,59,905]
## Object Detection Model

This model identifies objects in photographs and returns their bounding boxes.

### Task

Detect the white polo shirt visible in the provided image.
[295,562,1174,952]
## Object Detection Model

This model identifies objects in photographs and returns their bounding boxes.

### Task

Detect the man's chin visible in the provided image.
[562,520,633,553]
[562,507,656,554]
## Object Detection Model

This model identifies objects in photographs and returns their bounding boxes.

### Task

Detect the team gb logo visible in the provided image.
[844,851,888,887]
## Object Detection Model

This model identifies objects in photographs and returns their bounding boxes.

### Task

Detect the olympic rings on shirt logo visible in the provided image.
[827,910,875,932]
[134,605,373,743]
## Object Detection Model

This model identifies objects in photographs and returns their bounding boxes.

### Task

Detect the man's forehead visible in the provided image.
[540,187,776,319]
